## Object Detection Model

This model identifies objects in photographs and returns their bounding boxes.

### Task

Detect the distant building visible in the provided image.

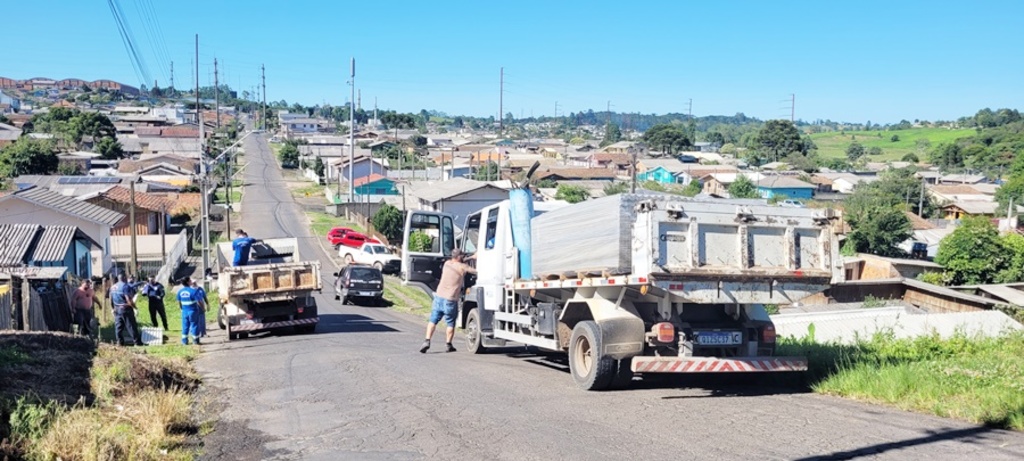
[0,90,20,112]
[755,176,816,199]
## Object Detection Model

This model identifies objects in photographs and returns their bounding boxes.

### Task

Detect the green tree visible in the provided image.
[473,161,499,180]
[0,139,59,177]
[868,146,883,156]
[313,156,325,178]
[372,204,404,243]
[555,184,589,203]
[681,179,703,197]
[890,135,900,142]
[278,143,300,167]
[755,120,804,163]
[72,112,117,144]
[642,123,691,155]
[996,233,1024,283]
[935,217,1007,285]
[94,137,125,160]
[843,206,911,257]
[846,141,865,161]
[728,175,760,199]
[901,152,920,163]
[410,135,427,147]
[600,122,622,147]
[603,181,628,196]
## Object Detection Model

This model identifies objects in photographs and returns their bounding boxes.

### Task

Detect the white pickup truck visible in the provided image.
[339,242,401,274]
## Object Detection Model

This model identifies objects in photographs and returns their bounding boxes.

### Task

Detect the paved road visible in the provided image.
[196,134,1024,461]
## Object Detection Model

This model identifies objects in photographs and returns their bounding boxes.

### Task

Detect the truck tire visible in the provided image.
[296,324,316,334]
[344,254,354,265]
[227,324,237,341]
[373,262,383,271]
[464,308,487,354]
[217,307,226,330]
[569,321,616,391]
[609,359,635,390]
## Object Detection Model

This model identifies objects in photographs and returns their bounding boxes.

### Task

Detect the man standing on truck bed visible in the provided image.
[420,248,476,353]
[232,229,258,266]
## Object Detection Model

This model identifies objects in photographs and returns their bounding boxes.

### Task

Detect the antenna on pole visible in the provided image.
[791,94,796,122]
[688,98,693,118]
[169,61,174,91]
[261,64,266,131]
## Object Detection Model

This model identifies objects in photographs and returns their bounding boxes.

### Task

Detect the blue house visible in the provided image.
[636,166,683,185]
[353,174,398,196]
[755,176,816,199]
[0,223,100,279]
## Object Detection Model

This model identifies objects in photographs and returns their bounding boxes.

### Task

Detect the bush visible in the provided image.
[408,231,433,252]
[371,204,403,243]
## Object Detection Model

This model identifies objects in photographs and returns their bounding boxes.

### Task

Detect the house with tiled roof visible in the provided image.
[83,185,174,236]
[535,168,619,182]
[0,186,125,274]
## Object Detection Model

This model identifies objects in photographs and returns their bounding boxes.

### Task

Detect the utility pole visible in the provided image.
[357,89,361,111]
[169,61,174,91]
[214,58,220,130]
[348,57,355,203]
[607,100,611,125]
[129,179,138,276]
[554,101,559,118]
[791,94,796,123]
[630,147,638,194]
[688,99,693,118]
[918,176,925,216]
[374,97,378,126]
[197,34,210,290]
[261,64,267,131]
[499,67,504,137]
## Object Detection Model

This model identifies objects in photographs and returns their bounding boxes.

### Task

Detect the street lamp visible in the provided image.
[628,142,646,194]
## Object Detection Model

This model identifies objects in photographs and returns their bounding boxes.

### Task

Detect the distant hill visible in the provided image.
[809,127,975,162]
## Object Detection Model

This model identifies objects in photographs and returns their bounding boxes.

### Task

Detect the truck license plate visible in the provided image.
[696,331,742,346]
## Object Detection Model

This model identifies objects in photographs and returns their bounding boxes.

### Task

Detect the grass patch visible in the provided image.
[213,188,242,204]
[778,329,1024,430]
[100,287,220,349]
[1,337,201,460]
[383,279,432,316]
[809,127,975,162]
[307,211,364,239]
[292,183,325,199]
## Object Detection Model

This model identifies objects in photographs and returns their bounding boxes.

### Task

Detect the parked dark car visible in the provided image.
[334,264,384,306]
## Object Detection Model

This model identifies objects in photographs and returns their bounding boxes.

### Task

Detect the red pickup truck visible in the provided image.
[327,227,379,249]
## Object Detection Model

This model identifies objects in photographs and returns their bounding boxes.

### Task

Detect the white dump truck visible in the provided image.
[402,193,842,390]
[215,238,321,340]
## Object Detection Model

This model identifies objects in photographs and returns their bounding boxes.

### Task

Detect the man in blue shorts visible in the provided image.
[420,248,476,353]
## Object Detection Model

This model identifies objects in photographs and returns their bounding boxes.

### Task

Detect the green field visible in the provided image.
[810,127,975,162]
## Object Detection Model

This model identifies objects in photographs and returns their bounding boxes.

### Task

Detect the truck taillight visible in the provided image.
[762,325,776,344]
[653,322,675,343]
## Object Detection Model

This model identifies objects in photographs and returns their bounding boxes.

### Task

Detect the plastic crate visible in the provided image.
[141,327,163,346]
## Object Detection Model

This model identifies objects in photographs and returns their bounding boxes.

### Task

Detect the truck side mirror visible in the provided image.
[332,272,339,277]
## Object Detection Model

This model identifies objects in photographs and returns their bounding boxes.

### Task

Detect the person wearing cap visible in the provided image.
[111,273,144,346]
[420,248,476,353]
[141,276,168,330]
[231,229,258,266]
[176,277,201,345]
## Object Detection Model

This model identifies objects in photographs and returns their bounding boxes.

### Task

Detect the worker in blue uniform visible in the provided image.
[177,277,201,345]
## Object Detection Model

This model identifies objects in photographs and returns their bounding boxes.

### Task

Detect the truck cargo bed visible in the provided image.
[218,261,321,299]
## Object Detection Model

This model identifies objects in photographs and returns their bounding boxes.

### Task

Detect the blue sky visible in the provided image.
[4,1,1022,123]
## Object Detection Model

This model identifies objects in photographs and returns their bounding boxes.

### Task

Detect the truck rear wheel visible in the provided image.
[569,321,616,391]
[217,307,226,330]
[465,308,487,354]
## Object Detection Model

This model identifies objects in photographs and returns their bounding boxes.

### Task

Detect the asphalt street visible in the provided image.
[195,133,1024,460]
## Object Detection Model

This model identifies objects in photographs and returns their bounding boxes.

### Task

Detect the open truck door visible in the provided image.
[401,210,456,292]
